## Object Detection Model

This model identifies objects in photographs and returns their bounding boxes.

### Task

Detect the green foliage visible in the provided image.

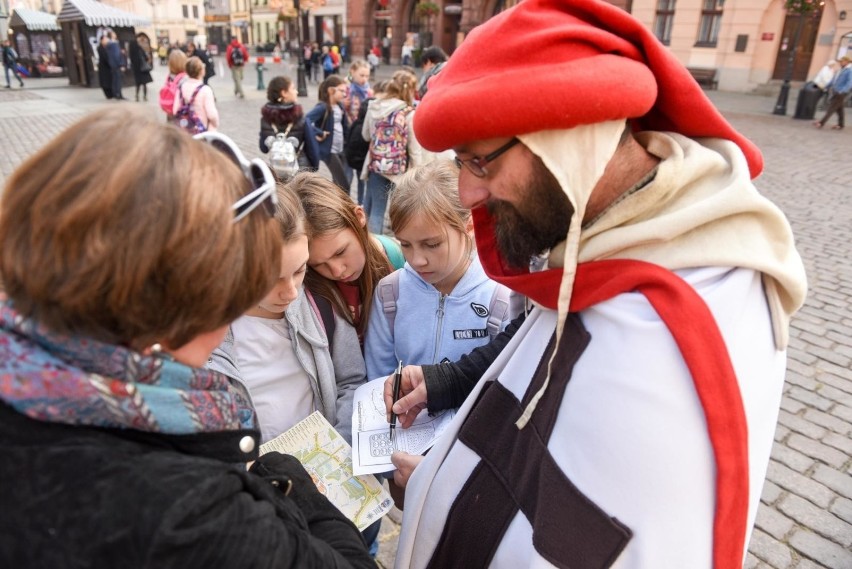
[784,0,822,15]
[416,1,441,19]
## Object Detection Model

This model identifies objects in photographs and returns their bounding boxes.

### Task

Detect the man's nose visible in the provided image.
[457,177,491,210]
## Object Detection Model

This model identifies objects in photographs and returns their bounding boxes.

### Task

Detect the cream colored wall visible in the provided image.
[631,0,852,91]
[101,0,207,43]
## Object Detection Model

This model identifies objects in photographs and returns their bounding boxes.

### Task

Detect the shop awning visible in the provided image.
[57,0,151,28]
[10,8,61,32]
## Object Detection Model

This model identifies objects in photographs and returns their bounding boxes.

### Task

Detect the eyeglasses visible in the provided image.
[453,138,520,178]
[193,132,278,223]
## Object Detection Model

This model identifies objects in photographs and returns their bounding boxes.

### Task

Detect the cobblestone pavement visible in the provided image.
[1,68,850,568]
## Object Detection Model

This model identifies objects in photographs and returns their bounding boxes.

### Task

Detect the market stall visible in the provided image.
[9,8,65,78]
[57,0,149,87]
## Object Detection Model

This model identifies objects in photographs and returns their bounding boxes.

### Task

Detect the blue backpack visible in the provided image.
[323,54,334,72]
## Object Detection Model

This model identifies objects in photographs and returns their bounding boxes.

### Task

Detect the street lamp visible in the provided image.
[294,0,307,96]
[773,0,822,116]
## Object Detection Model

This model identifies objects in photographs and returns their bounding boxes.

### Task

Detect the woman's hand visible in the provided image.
[384,365,428,429]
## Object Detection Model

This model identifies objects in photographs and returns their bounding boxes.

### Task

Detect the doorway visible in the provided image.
[772,8,823,80]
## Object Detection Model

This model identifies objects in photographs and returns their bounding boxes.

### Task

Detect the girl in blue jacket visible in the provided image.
[363,160,520,379]
[306,75,350,193]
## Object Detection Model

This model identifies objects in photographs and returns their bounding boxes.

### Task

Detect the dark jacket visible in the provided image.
[259,102,320,169]
[96,43,112,94]
[129,40,153,85]
[106,40,123,71]
[0,402,374,568]
[305,102,349,161]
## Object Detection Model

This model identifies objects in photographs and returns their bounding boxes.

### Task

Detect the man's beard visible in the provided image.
[486,159,574,269]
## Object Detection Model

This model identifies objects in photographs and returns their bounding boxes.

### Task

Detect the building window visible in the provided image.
[192,5,199,18]
[182,4,189,18]
[696,0,723,47]
[654,0,676,45]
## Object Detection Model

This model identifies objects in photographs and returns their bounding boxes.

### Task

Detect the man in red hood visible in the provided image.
[225,37,249,99]
[389,0,807,568]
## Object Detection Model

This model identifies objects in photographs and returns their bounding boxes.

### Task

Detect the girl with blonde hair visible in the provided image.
[363,160,519,379]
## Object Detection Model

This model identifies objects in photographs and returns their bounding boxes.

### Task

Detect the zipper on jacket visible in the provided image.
[432,294,446,363]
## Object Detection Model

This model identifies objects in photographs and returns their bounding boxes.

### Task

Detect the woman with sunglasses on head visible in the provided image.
[305,75,351,193]
[0,108,374,568]
[259,75,319,172]
[294,172,405,348]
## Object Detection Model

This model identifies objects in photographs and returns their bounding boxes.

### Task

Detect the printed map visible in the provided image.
[260,411,393,530]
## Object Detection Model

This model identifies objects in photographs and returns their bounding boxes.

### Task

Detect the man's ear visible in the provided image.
[354,205,367,228]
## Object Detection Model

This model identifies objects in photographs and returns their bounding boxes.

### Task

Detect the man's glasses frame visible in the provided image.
[453,138,520,178]
[193,132,278,223]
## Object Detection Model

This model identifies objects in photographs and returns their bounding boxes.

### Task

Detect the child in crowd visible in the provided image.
[361,69,423,234]
[292,172,404,346]
[259,75,319,171]
[344,60,373,125]
[173,55,218,132]
[207,183,365,444]
[363,160,519,379]
[159,48,187,124]
[306,75,351,193]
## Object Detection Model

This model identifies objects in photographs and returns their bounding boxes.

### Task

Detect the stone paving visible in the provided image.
[1,64,850,568]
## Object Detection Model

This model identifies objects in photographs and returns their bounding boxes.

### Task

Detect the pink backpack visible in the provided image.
[159,72,186,116]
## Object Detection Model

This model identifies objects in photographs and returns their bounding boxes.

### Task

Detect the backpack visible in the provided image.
[175,84,207,135]
[306,289,336,356]
[344,98,373,170]
[322,54,334,72]
[367,107,412,176]
[231,46,245,66]
[158,72,186,116]
[378,270,518,341]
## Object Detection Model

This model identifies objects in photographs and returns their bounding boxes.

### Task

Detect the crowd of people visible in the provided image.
[2,0,810,566]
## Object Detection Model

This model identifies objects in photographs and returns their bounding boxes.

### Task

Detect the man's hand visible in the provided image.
[391,451,423,488]
[383,365,428,429]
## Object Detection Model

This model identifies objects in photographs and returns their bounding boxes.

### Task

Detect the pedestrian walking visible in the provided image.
[158,49,187,124]
[2,40,24,89]
[303,42,313,83]
[814,56,852,130]
[0,107,375,569]
[391,0,808,567]
[226,37,249,99]
[96,35,113,99]
[310,42,322,82]
[810,59,838,110]
[129,32,153,102]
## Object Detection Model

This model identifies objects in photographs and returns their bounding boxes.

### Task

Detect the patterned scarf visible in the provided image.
[0,303,257,435]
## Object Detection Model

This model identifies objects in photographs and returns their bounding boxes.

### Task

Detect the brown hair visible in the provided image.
[382,70,418,106]
[390,160,472,251]
[168,49,187,75]
[267,75,294,103]
[0,108,282,351]
[273,183,306,242]
[185,56,204,79]
[318,75,346,106]
[289,172,391,334]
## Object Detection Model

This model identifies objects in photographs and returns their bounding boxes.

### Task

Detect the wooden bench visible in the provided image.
[687,67,719,90]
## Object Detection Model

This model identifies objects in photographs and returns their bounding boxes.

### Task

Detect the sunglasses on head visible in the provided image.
[193,132,278,223]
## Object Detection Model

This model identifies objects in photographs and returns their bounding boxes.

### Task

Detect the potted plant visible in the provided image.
[416,1,441,20]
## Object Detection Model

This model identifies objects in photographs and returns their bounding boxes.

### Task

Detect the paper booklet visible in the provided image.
[259,411,393,530]
[351,377,457,476]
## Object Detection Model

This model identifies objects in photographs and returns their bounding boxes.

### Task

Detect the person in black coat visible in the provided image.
[0,109,376,569]
[129,32,153,101]
[96,34,113,99]
[187,41,215,85]
[259,75,319,171]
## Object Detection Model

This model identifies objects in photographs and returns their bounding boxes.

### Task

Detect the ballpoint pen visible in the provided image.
[389,360,403,445]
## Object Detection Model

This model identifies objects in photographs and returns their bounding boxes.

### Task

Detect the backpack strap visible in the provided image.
[305,288,336,355]
[375,234,405,270]
[486,285,511,341]
[188,83,205,105]
[379,270,401,334]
